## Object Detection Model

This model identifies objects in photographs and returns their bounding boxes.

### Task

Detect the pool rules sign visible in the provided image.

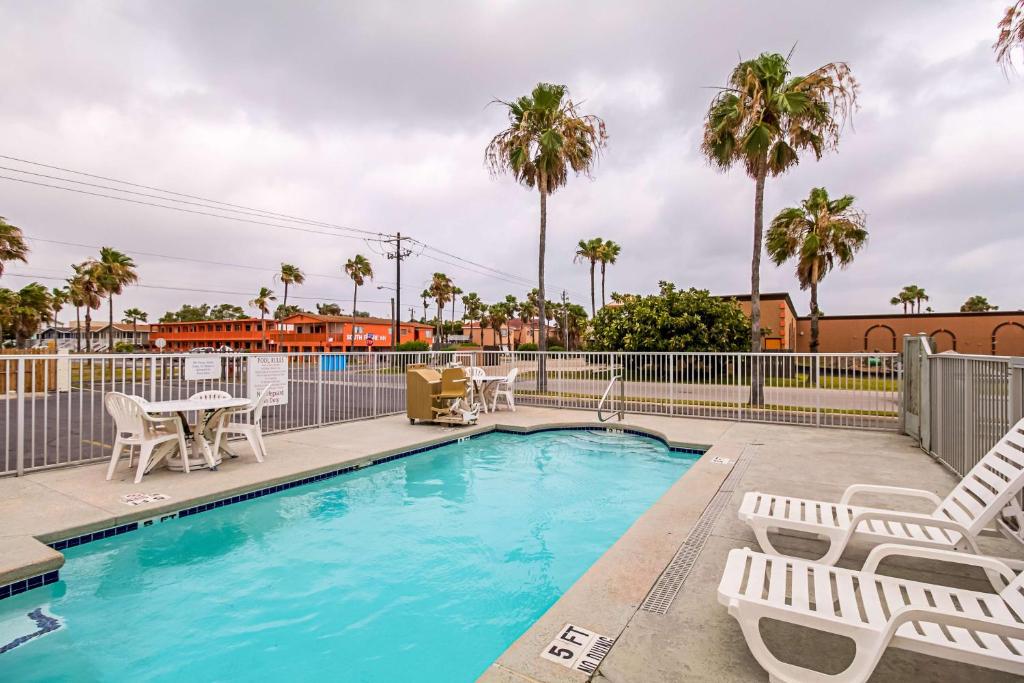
[247,355,289,406]
[540,623,614,674]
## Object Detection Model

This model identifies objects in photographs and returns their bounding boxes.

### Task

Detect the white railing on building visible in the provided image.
[0,349,902,476]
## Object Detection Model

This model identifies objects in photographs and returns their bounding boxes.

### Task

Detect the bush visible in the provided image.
[113,341,136,353]
[396,340,429,352]
[517,343,538,351]
[589,282,750,353]
[547,344,565,352]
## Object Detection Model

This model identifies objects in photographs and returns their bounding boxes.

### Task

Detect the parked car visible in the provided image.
[188,347,216,354]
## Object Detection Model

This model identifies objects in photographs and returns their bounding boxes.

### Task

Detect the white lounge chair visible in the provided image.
[490,367,518,412]
[211,385,271,463]
[104,392,189,484]
[739,417,1024,576]
[719,544,1024,682]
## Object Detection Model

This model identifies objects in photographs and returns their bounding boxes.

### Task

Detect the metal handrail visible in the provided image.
[597,366,625,422]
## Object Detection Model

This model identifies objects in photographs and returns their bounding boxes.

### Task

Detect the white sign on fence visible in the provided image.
[184,355,221,381]
[247,354,289,406]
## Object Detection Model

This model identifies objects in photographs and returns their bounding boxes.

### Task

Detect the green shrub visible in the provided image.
[396,340,429,351]
[547,344,565,352]
[113,341,136,353]
[517,343,538,351]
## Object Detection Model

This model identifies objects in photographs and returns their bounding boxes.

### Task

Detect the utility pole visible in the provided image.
[408,306,415,322]
[562,290,569,350]
[383,232,413,350]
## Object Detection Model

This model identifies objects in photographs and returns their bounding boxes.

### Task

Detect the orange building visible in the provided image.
[149,314,433,352]
[794,311,1024,356]
[722,293,1023,356]
[724,293,799,351]
[275,313,433,352]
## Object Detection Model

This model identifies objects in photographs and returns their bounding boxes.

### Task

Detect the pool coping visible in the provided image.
[477,438,743,683]
[0,418,712,601]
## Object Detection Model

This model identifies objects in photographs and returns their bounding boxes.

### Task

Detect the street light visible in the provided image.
[377,285,397,348]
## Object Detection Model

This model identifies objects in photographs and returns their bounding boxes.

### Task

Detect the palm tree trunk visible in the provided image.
[537,178,548,391]
[600,261,607,307]
[85,310,92,352]
[809,263,820,356]
[108,296,114,352]
[749,160,767,405]
[283,282,289,312]
[589,261,596,318]
[261,313,267,351]
[75,306,81,352]
[132,319,138,349]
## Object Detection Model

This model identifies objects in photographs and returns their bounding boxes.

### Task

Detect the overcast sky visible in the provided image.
[0,0,1021,323]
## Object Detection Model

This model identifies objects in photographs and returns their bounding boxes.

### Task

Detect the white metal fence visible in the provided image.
[0,350,902,476]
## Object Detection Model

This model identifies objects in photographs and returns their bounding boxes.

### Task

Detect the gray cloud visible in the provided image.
[0,0,1020,323]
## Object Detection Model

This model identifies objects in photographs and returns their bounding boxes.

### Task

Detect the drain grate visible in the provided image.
[639,448,755,615]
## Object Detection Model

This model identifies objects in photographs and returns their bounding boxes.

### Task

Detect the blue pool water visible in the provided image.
[0,430,697,682]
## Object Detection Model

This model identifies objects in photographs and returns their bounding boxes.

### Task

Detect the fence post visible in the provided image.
[963,359,975,462]
[1011,358,1024,425]
[16,358,25,476]
[557,352,563,410]
[814,355,821,427]
[372,352,379,418]
[317,354,324,426]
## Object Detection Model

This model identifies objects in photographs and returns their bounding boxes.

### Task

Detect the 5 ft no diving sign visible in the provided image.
[540,623,614,674]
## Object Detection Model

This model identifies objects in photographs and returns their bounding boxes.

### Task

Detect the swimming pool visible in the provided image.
[0,429,698,682]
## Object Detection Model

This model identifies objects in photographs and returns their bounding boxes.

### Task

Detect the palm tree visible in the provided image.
[486,82,608,359]
[277,263,305,313]
[460,294,483,348]
[0,216,29,277]
[574,238,603,317]
[92,247,139,351]
[249,287,276,351]
[766,187,868,356]
[428,273,454,346]
[449,285,463,332]
[67,263,100,352]
[703,51,857,403]
[889,295,909,315]
[122,307,148,349]
[11,283,53,348]
[519,296,538,344]
[419,289,431,324]
[343,255,373,319]
[909,286,929,314]
[50,287,69,327]
[996,1,1024,72]
[597,239,620,307]
[0,288,16,347]
[961,295,998,312]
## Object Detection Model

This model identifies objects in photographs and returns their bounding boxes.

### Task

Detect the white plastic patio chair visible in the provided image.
[104,392,189,484]
[738,417,1024,584]
[464,366,486,406]
[719,544,1024,682]
[490,367,518,412]
[211,385,272,463]
[188,389,232,401]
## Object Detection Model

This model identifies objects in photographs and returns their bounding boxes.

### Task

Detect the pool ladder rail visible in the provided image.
[597,366,625,422]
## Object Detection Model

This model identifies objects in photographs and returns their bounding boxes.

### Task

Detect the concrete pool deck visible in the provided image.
[2,407,1022,681]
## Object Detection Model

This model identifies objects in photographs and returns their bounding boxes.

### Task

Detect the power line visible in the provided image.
[0,154,383,238]
[0,174,380,242]
[1,154,589,303]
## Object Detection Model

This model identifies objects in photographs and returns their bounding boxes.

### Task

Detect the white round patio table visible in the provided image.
[471,375,508,413]
[142,397,252,472]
